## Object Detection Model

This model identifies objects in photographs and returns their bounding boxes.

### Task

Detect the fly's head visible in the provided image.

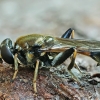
[0,38,14,64]
[0,39,28,65]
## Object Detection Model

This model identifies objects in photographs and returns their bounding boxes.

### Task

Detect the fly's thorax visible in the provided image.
[33,36,55,48]
[15,34,45,48]
[34,37,45,46]
[44,36,55,47]
[15,34,58,50]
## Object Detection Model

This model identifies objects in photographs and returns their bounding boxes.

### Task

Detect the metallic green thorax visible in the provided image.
[15,34,58,49]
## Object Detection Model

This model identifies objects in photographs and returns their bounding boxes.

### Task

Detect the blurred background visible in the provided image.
[0,0,100,42]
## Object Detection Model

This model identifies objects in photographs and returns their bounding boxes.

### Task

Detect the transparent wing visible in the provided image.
[40,37,100,53]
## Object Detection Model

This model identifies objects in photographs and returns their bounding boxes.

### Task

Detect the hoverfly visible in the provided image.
[0,28,100,94]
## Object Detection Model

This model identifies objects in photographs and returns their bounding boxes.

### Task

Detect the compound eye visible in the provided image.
[1,45,14,64]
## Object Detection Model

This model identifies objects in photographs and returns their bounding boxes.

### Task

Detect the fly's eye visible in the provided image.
[1,38,14,64]
[1,45,14,64]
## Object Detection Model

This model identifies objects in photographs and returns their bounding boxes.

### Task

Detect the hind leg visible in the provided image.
[61,28,74,39]
[52,48,80,83]
[61,28,82,73]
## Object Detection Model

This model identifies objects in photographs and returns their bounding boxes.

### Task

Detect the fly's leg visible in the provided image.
[70,30,82,73]
[61,28,74,39]
[67,49,80,83]
[71,30,74,39]
[33,60,39,94]
[52,48,75,67]
[52,48,80,83]
[74,63,82,73]
[61,28,82,73]
[12,53,18,80]
[61,28,72,38]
